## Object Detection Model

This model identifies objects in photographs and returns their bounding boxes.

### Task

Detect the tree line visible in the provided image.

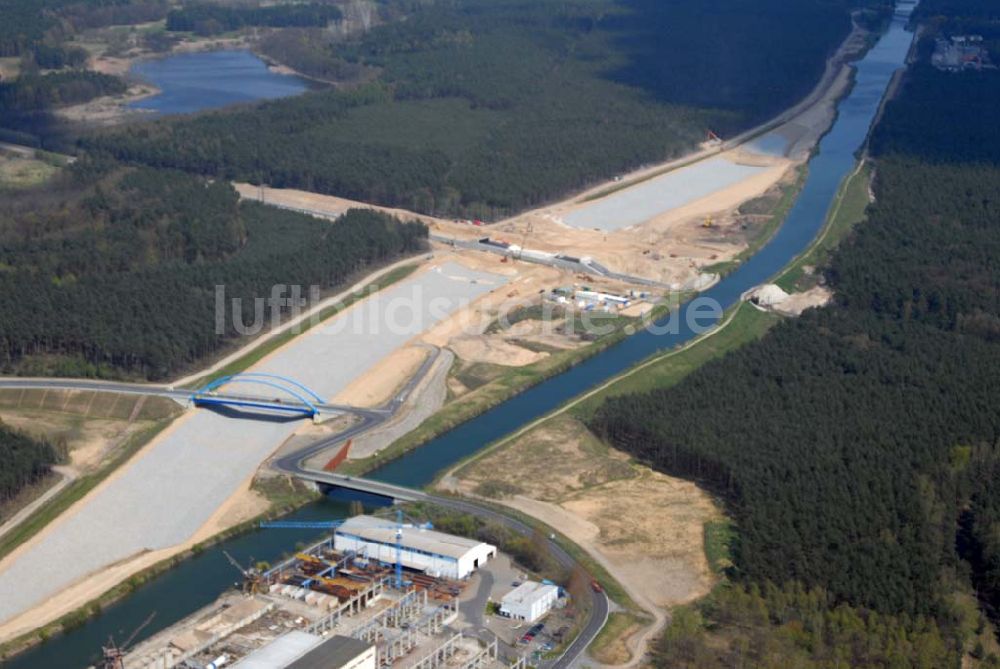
[589,41,1000,666]
[0,70,126,110]
[166,2,343,36]
[84,0,855,220]
[0,0,166,58]
[0,162,428,379]
[0,422,61,507]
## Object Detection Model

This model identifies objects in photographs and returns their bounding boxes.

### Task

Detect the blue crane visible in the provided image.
[259,513,433,590]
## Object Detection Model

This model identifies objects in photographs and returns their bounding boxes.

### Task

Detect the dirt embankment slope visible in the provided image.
[439,414,722,665]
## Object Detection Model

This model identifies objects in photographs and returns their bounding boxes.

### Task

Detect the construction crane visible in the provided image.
[260,511,432,590]
[101,612,156,669]
[222,550,263,595]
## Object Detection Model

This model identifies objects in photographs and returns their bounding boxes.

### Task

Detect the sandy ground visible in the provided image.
[440,414,720,629]
[57,83,159,125]
[773,285,833,316]
[0,151,59,188]
[448,335,548,367]
[0,411,150,473]
[330,345,429,408]
[0,261,505,643]
[0,57,20,80]
[300,349,454,464]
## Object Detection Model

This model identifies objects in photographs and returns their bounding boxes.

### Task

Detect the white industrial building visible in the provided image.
[500,581,559,623]
[334,515,496,580]
[235,632,375,669]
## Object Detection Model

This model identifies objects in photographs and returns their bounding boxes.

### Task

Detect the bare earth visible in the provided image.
[0,260,502,643]
[0,15,862,645]
[439,415,721,663]
[331,345,429,408]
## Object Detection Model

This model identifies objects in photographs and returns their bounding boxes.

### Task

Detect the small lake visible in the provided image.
[6,5,919,666]
[128,50,310,115]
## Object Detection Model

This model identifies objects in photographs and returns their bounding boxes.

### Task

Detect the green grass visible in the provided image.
[0,418,174,563]
[252,475,320,509]
[703,164,809,277]
[338,311,643,476]
[775,160,872,292]
[0,156,60,189]
[570,302,781,419]
[186,262,420,388]
[703,518,736,574]
[590,611,650,663]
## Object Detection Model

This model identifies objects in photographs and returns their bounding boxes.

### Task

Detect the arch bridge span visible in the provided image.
[191,373,327,420]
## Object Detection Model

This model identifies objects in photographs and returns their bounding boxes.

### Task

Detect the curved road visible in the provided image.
[0,377,387,420]
[0,346,609,667]
[270,347,609,669]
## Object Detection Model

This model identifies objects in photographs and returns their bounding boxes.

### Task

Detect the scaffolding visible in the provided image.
[407,634,516,669]
[308,577,388,635]
[349,589,427,666]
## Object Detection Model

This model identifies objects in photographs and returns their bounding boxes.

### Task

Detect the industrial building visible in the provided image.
[124,532,524,669]
[235,632,376,669]
[499,581,559,623]
[335,515,496,580]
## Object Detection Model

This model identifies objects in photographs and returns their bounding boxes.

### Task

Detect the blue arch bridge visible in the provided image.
[189,373,377,423]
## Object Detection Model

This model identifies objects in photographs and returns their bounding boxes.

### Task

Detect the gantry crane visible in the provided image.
[260,511,432,590]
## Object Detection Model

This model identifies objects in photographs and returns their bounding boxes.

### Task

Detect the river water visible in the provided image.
[3,8,917,667]
[128,50,310,115]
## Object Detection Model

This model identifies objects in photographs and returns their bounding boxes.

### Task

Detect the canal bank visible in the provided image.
[0,5,919,666]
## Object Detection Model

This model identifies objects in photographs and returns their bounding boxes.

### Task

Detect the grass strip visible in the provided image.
[589,611,651,664]
[702,164,809,277]
[775,160,872,291]
[0,418,174,564]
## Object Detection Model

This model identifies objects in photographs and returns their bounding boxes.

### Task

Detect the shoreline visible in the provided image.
[326,21,871,479]
[0,12,881,661]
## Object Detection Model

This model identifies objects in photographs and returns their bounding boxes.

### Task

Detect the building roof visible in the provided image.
[233,631,323,668]
[336,515,493,560]
[501,581,559,608]
[288,635,373,669]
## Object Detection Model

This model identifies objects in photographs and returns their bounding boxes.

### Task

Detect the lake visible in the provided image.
[6,4,919,665]
[128,50,310,115]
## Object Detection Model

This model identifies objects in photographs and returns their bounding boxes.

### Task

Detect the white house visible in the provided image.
[334,515,496,580]
[500,581,559,622]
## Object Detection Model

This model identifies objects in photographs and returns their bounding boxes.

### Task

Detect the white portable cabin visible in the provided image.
[500,581,559,622]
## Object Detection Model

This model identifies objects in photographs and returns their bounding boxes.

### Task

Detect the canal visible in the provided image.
[3,6,917,667]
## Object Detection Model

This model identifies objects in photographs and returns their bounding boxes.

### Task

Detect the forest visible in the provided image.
[0,71,126,110]
[0,422,61,508]
[0,0,166,57]
[590,46,1000,667]
[0,162,427,379]
[28,43,90,70]
[85,0,855,219]
[166,3,342,36]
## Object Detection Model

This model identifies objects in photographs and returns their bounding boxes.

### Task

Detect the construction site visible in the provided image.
[115,516,536,669]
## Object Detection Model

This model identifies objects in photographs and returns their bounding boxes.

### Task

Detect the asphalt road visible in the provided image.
[271,348,610,668]
[0,377,386,420]
[429,234,666,288]
[0,351,609,666]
